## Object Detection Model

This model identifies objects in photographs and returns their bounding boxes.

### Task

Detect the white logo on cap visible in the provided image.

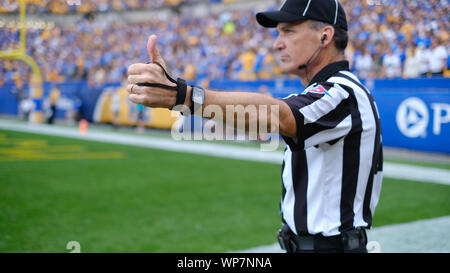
[396,97,429,138]
[303,0,312,16]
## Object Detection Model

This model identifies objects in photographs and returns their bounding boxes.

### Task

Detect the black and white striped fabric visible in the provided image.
[281,61,383,236]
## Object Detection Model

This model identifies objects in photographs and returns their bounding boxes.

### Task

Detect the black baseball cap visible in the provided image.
[256,0,348,31]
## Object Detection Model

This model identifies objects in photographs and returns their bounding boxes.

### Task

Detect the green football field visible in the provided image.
[1,128,449,253]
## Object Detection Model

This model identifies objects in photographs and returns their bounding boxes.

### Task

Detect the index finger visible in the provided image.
[128,63,151,75]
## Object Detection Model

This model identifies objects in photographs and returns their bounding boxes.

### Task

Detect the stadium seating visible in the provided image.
[0,0,204,14]
[0,0,448,85]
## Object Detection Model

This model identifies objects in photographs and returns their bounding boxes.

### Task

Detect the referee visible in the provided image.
[127,0,383,253]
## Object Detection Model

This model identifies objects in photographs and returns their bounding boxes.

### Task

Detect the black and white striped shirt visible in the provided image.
[281,61,383,236]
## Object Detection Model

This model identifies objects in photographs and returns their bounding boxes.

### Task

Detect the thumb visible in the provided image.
[147,34,166,67]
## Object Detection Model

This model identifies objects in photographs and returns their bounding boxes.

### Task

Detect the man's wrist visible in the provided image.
[184,86,193,109]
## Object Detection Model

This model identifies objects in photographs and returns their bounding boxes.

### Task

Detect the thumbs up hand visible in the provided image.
[127,35,177,108]
[147,34,167,68]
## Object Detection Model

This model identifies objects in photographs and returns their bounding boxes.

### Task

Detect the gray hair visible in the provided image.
[308,20,348,52]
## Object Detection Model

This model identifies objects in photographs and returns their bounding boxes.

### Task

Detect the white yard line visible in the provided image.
[234,215,450,253]
[1,119,449,186]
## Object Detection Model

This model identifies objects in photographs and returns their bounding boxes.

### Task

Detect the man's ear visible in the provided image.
[321,25,335,46]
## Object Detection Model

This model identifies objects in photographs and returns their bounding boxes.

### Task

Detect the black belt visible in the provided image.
[277,225,367,253]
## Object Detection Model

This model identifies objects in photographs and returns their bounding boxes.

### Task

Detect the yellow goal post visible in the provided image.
[0,0,44,123]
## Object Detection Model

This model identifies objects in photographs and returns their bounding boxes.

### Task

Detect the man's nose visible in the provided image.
[273,36,285,51]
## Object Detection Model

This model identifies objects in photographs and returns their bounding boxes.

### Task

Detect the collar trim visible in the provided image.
[308,60,350,86]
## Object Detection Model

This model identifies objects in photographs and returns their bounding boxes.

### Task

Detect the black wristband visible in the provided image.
[174,78,187,110]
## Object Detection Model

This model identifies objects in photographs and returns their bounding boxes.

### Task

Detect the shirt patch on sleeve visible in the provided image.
[302,83,332,97]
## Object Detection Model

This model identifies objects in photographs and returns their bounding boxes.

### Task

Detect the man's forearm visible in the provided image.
[183,87,296,137]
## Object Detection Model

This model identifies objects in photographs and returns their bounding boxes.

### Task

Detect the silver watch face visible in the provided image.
[193,87,204,105]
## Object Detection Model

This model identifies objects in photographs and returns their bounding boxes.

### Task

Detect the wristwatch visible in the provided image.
[190,85,205,114]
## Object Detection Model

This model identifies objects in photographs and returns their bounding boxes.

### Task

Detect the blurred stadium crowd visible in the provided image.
[0,0,206,13]
[0,0,448,88]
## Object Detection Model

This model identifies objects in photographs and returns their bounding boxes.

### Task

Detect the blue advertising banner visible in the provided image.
[1,77,449,154]
[370,78,450,154]
[209,77,450,155]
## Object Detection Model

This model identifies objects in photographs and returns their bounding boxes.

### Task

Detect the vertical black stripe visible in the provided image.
[280,155,286,219]
[339,88,362,232]
[362,102,382,226]
[281,158,287,200]
[336,73,383,227]
[292,150,308,234]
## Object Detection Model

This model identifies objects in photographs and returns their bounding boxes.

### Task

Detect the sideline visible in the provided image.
[234,215,450,253]
[0,119,449,186]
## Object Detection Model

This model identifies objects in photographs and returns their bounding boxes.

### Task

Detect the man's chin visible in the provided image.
[281,64,301,75]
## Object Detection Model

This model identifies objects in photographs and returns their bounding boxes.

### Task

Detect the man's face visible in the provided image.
[274,21,320,75]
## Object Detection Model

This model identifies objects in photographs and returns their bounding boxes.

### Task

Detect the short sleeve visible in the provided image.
[281,82,353,151]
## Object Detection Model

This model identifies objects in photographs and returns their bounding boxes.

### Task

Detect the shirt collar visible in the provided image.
[308,60,350,86]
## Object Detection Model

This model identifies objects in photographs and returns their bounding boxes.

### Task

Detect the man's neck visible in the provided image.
[298,51,345,87]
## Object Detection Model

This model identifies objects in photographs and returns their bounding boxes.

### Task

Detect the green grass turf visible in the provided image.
[373,178,450,227]
[0,129,449,252]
